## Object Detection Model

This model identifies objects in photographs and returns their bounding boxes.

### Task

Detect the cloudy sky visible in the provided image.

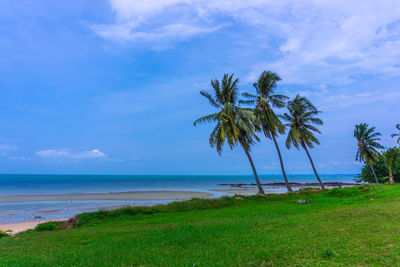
[1,0,400,174]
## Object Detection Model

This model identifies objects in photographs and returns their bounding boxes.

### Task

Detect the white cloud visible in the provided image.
[0,144,18,151]
[93,0,400,83]
[36,149,106,160]
[8,156,32,161]
[92,23,222,49]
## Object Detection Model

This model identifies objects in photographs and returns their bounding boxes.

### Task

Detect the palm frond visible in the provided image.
[238,99,256,106]
[200,91,221,108]
[193,113,219,126]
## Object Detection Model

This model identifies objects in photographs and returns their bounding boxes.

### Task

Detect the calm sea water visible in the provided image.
[0,174,357,223]
[0,174,357,195]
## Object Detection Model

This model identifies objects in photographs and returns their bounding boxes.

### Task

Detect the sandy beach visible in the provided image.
[0,190,214,203]
[0,219,67,235]
[0,189,259,233]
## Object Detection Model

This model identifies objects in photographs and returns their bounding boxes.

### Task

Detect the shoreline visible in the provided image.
[219,182,359,188]
[0,190,214,203]
[0,185,359,232]
[0,219,68,235]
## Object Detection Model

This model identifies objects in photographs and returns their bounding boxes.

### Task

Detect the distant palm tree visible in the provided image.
[382,148,399,184]
[194,74,265,195]
[391,124,400,147]
[240,71,292,192]
[281,95,325,189]
[354,123,384,183]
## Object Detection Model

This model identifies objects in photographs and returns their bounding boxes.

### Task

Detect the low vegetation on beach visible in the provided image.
[1,184,400,266]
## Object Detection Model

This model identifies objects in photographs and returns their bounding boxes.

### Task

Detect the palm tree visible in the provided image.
[240,71,292,192]
[391,124,400,147]
[354,123,384,183]
[281,95,325,189]
[194,74,265,195]
[382,148,399,184]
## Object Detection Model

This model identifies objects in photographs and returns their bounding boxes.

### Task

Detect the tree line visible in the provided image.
[194,71,324,194]
[194,71,400,194]
[354,123,400,184]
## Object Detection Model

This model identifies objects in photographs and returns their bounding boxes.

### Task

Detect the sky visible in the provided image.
[1,0,400,175]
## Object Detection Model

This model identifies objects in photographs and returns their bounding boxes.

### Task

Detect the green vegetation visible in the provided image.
[354,123,400,184]
[282,95,325,189]
[1,185,400,266]
[77,196,238,226]
[358,148,400,183]
[391,124,400,146]
[354,123,384,183]
[193,74,264,194]
[383,148,400,184]
[34,221,62,232]
[194,71,328,193]
[0,230,11,239]
[241,71,292,192]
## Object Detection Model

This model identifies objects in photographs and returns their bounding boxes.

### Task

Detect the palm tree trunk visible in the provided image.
[389,169,394,184]
[368,163,379,183]
[271,134,292,192]
[242,146,265,195]
[301,142,325,189]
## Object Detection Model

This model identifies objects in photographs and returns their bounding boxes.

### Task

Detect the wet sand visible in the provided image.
[0,191,214,203]
[211,189,260,195]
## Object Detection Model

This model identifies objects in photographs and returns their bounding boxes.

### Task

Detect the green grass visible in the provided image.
[1,185,400,266]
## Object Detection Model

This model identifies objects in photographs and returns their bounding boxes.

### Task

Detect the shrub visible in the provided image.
[356,148,400,183]
[35,221,61,232]
[0,230,11,238]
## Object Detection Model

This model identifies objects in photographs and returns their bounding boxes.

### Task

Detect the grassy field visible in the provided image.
[1,185,400,266]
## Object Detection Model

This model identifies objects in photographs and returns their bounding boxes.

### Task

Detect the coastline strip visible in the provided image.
[0,219,66,235]
[0,191,214,203]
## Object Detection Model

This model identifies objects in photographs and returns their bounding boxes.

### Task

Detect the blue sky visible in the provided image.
[1,0,400,174]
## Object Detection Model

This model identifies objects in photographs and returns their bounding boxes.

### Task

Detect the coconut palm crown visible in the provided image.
[193,74,265,194]
[354,123,383,164]
[391,124,400,146]
[240,71,292,192]
[354,123,384,183]
[240,71,288,138]
[281,95,323,150]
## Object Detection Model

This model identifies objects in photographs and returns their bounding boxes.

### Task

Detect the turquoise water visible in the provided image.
[0,174,356,195]
[0,174,357,223]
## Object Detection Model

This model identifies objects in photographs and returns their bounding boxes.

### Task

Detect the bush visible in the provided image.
[0,230,11,238]
[35,221,61,232]
[356,148,400,183]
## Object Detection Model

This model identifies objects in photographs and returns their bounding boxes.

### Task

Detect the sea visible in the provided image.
[0,174,357,223]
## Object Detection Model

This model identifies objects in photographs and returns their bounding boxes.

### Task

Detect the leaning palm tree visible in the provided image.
[281,95,325,189]
[194,74,265,195]
[391,124,400,147]
[240,71,292,192]
[382,148,399,184]
[354,123,384,183]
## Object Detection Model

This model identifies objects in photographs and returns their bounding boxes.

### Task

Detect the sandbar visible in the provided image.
[0,191,214,203]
